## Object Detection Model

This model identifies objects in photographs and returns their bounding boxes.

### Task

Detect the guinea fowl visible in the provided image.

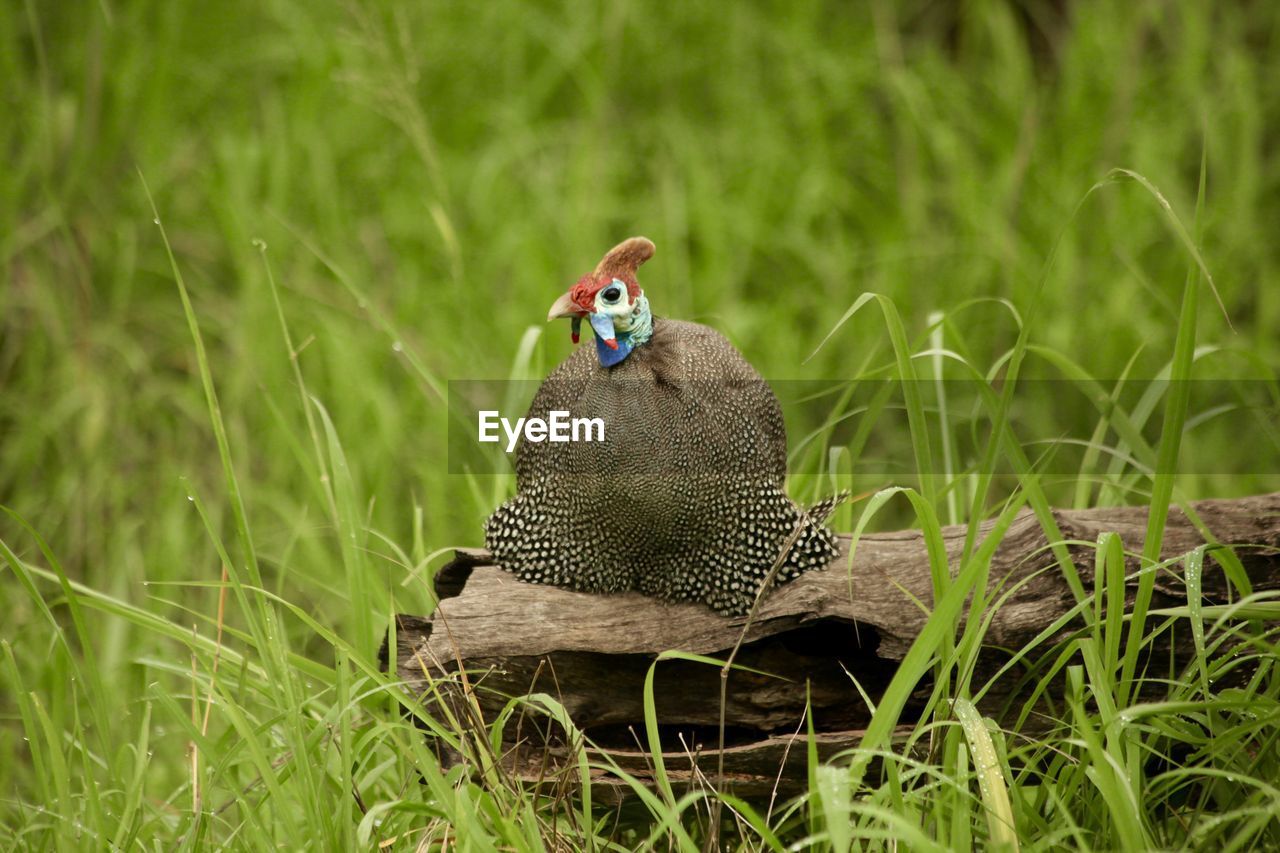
[484,237,841,616]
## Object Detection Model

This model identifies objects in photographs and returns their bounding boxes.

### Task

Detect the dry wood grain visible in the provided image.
[387,493,1280,797]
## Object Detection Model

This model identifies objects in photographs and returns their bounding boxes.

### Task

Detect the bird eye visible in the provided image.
[602,285,622,303]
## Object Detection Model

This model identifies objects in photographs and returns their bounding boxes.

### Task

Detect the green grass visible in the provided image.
[3,0,1280,848]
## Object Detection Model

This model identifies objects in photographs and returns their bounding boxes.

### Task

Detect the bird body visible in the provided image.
[484,238,840,616]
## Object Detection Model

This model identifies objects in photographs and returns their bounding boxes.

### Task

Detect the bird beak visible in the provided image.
[546,292,580,322]
[548,291,590,344]
[547,289,617,348]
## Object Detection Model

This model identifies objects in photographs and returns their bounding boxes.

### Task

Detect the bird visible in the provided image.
[483,237,842,616]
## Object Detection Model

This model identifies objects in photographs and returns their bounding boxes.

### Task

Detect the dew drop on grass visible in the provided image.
[392,341,403,353]
[152,218,160,225]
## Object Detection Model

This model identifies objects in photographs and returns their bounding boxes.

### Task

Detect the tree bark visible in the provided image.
[387,493,1280,800]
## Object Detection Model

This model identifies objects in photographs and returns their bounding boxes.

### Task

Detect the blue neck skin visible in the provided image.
[589,294,652,367]
[595,332,634,367]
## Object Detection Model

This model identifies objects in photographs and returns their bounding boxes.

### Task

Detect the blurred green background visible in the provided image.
[2,0,1278,842]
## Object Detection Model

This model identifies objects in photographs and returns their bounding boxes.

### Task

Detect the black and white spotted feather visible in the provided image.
[485,315,842,616]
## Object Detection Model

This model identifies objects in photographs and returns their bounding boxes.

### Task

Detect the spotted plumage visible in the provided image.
[484,237,842,616]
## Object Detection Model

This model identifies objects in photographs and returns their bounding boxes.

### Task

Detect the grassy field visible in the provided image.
[3,0,1279,848]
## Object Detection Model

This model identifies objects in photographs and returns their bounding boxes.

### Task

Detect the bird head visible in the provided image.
[547,237,655,367]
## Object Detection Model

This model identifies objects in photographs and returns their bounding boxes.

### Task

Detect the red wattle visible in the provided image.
[571,332,580,344]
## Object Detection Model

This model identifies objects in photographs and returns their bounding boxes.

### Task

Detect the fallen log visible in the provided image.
[387,493,1280,800]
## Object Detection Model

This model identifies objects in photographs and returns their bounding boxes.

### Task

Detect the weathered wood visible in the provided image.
[389,493,1280,797]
